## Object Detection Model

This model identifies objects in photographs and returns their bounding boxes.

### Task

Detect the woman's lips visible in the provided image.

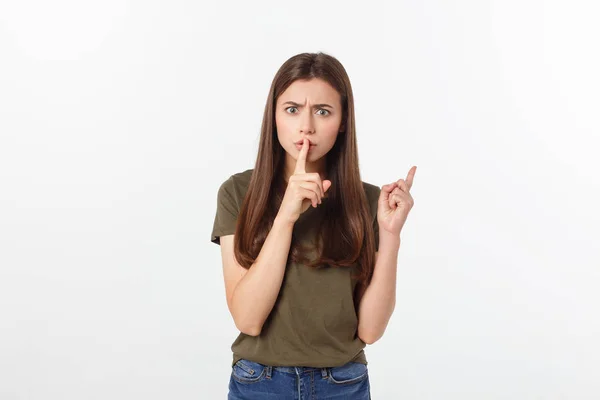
[295,143,315,150]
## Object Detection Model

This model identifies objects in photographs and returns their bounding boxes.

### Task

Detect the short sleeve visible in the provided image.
[210,177,240,246]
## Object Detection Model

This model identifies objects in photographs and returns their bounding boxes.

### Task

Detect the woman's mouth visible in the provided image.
[295,143,315,150]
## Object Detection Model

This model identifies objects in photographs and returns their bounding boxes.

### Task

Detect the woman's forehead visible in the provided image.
[278,79,340,105]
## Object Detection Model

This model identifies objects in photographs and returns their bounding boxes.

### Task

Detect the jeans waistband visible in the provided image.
[265,366,329,378]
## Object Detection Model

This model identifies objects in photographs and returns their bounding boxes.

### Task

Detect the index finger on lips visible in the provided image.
[294,138,309,174]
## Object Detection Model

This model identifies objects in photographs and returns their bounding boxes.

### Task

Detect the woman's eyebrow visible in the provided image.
[282,101,334,109]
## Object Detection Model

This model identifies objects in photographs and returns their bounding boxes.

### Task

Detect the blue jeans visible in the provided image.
[228,358,371,399]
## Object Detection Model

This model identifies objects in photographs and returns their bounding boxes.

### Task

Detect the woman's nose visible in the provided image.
[299,110,315,134]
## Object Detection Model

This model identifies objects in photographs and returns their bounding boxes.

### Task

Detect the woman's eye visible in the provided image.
[285,107,329,116]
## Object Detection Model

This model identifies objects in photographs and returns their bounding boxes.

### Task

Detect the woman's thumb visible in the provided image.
[323,180,332,193]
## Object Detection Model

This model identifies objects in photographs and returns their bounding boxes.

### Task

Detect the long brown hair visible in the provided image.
[233,52,377,301]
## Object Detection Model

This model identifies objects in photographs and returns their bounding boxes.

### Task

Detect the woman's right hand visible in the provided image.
[277,138,332,224]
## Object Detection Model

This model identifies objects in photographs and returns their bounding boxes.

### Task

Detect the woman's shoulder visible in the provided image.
[361,180,381,200]
[226,168,253,182]
[361,180,381,220]
[219,168,254,191]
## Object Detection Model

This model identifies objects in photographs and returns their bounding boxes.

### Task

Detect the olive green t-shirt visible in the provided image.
[210,168,381,368]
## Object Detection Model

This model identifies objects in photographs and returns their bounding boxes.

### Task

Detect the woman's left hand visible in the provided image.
[377,166,417,236]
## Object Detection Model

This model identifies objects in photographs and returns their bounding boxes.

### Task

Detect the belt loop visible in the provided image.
[266,366,272,379]
[321,367,328,378]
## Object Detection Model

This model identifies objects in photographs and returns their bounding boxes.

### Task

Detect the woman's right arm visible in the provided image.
[220,214,294,336]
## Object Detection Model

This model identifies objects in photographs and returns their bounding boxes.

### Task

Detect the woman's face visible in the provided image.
[275,78,343,176]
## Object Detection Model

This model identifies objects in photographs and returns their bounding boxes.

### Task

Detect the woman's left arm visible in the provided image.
[357,166,417,344]
[357,233,400,344]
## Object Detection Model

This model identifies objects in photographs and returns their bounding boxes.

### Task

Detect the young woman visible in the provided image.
[211,52,416,399]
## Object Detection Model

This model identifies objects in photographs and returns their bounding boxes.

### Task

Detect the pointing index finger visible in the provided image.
[294,138,309,174]
[405,166,417,190]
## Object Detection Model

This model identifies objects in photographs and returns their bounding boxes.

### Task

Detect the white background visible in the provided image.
[1,1,599,399]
